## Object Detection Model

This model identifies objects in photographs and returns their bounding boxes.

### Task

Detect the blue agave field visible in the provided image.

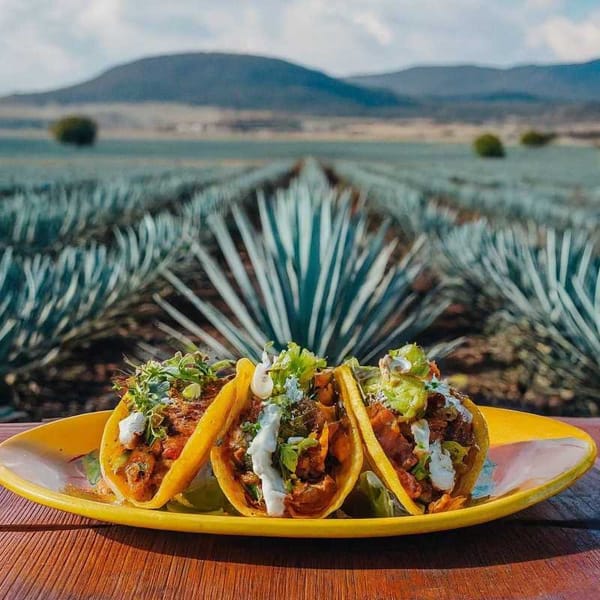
[1,147,598,420]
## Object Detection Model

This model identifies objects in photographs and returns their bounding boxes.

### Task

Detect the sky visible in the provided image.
[2,0,600,94]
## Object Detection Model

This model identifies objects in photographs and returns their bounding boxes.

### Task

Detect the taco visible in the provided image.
[340,344,489,515]
[100,352,250,509]
[211,343,363,518]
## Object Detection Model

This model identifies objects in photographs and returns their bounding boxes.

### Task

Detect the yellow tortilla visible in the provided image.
[99,358,253,509]
[338,365,489,516]
[453,397,489,496]
[211,365,364,518]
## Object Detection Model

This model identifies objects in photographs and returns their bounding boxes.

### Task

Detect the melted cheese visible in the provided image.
[247,403,287,516]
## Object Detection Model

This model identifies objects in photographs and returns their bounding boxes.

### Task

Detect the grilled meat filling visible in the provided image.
[225,370,352,516]
[117,378,230,502]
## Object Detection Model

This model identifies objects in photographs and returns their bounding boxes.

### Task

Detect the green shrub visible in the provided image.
[520,130,556,147]
[50,116,98,146]
[473,133,505,158]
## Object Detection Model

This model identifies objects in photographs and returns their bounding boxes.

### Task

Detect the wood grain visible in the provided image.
[0,418,598,600]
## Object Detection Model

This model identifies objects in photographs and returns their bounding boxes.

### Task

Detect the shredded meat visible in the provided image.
[232,446,246,468]
[425,392,446,414]
[428,361,441,379]
[162,435,186,460]
[368,390,476,510]
[240,472,260,486]
[165,398,209,438]
[314,371,336,406]
[368,403,417,470]
[328,420,352,464]
[417,479,433,504]
[123,449,156,502]
[447,416,474,447]
[286,475,337,515]
[296,445,327,481]
[296,423,330,481]
[299,398,337,431]
[427,417,448,442]
[394,467,422,499]
[295,447,324,481]
[118,377,229,501]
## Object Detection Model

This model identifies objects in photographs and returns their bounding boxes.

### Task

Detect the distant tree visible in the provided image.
[520,130,556,147]
[50,116,97,147]
[473,133,505,158]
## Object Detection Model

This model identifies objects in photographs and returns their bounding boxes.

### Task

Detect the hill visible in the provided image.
[347,59,600,102]
[4,53,411,115]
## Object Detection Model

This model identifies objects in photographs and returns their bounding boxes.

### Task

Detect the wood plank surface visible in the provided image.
[0,418,598,600]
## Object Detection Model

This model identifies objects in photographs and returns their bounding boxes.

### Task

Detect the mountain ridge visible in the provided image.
[347,59,600,102]
[4,52,599,117]
[3,52,412,115]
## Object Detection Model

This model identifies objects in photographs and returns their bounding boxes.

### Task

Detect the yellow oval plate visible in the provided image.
[0,407,596,538]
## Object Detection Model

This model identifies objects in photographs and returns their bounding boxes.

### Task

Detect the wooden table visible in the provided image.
[0,419,598,600]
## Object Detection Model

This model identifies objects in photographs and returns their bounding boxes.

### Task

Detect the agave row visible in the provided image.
[0,160,296,377]
[0,213,185,375]
[361,161,598,233]
[362,153,600,206]
[332,161,458,240]
[0,167,249,253]
[438,221,600,408]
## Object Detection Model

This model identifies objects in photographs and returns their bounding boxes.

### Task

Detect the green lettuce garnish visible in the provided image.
[411,454,430,481]
[173,465,232,513]
[349,345,430,418]
[269,343,327,394]
[381,376,427,419]
[82,449,101,486]
[342,471,396,518]
[278,437,319,473]
[442,441,469,466]
[389,344,430,378]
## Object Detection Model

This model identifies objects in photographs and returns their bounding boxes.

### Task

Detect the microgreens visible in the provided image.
[114,352,232,445]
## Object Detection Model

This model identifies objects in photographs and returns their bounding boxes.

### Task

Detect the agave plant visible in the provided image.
[296,157,330,190]
[155,182,444,364]
[438,222,600,410]
[0,160,297,379]
[0,212,187,376]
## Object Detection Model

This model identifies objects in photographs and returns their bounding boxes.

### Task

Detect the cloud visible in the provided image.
[528,13,600,62]
[0,0,598,95]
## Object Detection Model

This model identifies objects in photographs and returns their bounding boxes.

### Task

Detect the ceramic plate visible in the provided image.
[0,407,595,538]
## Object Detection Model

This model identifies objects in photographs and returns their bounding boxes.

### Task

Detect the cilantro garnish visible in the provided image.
[114,352,232,445]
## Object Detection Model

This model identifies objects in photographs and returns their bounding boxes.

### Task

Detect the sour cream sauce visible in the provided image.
[118,411,146,446]
[247,403,287,516]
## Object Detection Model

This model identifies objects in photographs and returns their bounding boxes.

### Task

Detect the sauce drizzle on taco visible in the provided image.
[212,343,363,518]
[100,352,240,508]
[343,344,489,515]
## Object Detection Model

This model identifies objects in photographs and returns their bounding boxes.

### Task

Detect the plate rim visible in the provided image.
[0,407,596,538]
